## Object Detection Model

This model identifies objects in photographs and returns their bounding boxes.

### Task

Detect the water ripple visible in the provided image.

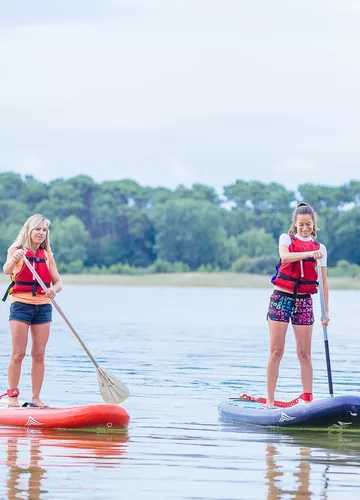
[0,286,359,499]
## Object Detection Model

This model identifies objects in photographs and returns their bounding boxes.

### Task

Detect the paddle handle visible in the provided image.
[23,255,99,368]
[318,263,334,397]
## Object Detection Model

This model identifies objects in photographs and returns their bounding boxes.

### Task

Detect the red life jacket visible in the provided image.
[2,248,52,302]
[272,236,320,295]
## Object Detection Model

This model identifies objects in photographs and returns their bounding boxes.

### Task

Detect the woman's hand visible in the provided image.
[321,314,330,327]
[11,248,27,264]
[309,249,324,260]
[45,287,56,299]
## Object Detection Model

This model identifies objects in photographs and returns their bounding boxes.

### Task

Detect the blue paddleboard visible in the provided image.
[218,395,360,429]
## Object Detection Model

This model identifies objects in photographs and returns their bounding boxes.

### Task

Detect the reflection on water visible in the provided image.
[1,429,128,500]
[266,443,311,499]
[6,431,46,500]
[0,286,360,499]
[265,443,326,499]
[222,423,360,500]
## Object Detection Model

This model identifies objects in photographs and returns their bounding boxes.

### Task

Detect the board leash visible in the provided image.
[229,392,313,408]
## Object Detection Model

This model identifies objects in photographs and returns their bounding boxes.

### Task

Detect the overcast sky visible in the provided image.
[1,1,360,193]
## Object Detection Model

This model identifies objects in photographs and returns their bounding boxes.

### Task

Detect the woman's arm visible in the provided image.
[279,245,324,263]
[3,248,26,275]
[321,265,330,326]
[48,253,63,295]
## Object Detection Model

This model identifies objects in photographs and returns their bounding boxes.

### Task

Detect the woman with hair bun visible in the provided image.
[265,202,329,408]
[2,214,63,408]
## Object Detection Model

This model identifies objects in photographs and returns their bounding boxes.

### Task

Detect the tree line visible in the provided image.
[0,172,359,276]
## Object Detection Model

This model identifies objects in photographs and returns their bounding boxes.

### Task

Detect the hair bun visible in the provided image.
[296,202,309,208]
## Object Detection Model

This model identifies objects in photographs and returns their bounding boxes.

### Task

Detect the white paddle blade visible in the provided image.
[96,367,130,404]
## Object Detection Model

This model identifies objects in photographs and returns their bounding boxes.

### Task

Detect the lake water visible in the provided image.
[0,285,360,499]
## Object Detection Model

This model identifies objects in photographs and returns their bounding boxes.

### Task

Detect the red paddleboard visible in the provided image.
[0,404,130,430]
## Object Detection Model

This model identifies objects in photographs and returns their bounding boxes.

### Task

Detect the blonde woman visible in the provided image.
[2,214,63,408]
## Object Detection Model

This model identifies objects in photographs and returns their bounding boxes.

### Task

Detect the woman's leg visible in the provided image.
[266,319,288,407]
[293,324,313,396]
[8,320,30,407]
[30,322,51,407]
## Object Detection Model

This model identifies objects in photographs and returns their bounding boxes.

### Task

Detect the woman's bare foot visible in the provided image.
[264,402,274,409]
[8,397,20,408]
[32,397,48,408]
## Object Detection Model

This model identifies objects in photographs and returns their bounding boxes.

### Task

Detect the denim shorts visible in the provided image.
[9,302,52,325]
[267,291,314,325]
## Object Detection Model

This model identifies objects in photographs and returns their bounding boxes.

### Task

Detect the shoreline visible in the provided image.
[0,273,358,289]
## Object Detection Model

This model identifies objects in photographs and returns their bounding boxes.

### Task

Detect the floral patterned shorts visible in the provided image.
[267,291,314,325]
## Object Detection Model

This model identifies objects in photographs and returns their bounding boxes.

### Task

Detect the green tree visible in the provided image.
[35,175,98,226]
[0,200,31,225]
[99,179,148,207]
[297,183,350,211]
[223,180,294,214]
[153,199,230,269]
[236,228,277,258]
[346,180,360,206]
[173,183,220,204]
[21,175,49,211]
[87,206,155,267]
[146,187,174,206]
[0,172,24,200]
[0,222,21,267]
[330,208,360,266]
[50,216,89,264]
[220,209,249,237]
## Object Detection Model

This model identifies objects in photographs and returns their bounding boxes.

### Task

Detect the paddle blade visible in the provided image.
[96,367,130,404]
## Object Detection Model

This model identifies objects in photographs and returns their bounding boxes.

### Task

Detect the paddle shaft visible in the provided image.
[22,255,99,368]
[318,263,334,396]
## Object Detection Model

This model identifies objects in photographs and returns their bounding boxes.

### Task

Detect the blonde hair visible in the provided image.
[288,202,318,238]
[10,214,52,252]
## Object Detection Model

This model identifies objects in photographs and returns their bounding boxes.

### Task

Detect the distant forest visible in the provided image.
[0,172,359,276]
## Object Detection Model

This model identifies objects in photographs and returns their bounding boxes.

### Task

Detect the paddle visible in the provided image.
[318,262,334,397]
[22,255,130,404]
